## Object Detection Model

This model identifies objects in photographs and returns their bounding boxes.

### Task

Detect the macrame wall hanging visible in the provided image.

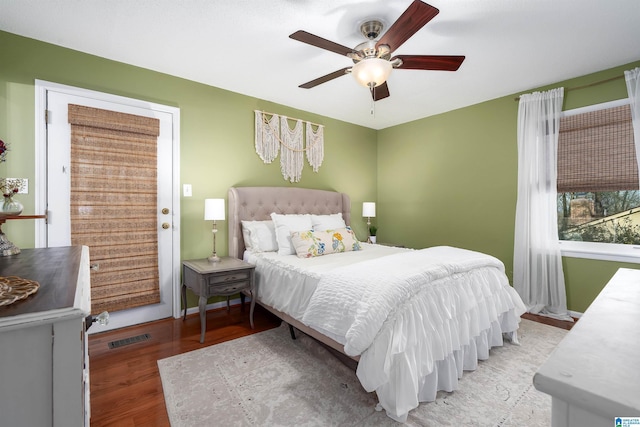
[255,110,324,183]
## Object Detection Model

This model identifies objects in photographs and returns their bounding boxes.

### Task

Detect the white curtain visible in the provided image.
[513,87,572,320]
[625,67,640,175]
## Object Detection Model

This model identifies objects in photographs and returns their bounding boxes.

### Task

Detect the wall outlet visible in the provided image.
[183,184,192,197]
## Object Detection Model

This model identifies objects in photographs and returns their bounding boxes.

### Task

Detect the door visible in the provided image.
[37,82,180,332]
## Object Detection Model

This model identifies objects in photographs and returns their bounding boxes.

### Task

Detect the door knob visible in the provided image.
[162,223,170,229]
[162,208,169,215]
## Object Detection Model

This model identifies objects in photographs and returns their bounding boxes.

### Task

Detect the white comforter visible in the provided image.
[248,245,526,422]
[302,246,507,356]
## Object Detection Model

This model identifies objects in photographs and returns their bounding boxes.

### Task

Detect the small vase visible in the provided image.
[369,235,377,244]
[0,195,23,216]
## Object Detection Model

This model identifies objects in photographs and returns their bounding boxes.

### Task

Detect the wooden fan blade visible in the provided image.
[299,67,351,89]
[394,55,465,71]
[376,1,439,53]
[290,30,356,57]
[371,82,390,101]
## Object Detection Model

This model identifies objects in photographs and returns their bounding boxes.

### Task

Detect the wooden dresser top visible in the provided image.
[0,246,83,319]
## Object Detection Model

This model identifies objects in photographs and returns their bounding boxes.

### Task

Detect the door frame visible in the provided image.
[34,80,182,321]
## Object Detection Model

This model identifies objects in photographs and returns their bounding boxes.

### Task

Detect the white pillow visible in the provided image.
[311,213,347,231]
[270,213,314,255]
[241,220,278,253]
[241,223,254,251]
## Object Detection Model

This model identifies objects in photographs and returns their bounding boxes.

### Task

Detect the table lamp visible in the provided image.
[362,202,376,243]
[204,198,225,262]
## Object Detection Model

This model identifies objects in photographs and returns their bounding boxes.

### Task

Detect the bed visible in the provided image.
[228,186,526,422]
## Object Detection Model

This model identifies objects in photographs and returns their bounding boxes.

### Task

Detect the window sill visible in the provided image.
[559,241,640,264]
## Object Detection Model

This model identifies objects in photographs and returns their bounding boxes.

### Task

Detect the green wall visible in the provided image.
[2,29,640,314]
[378,60,640,313]
[0,30,377,260]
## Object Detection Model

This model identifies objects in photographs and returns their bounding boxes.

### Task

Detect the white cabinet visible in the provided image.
[534,268,640,427]
[0,246,91,427]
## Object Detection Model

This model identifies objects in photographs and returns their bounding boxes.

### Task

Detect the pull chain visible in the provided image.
[370,86,375,117]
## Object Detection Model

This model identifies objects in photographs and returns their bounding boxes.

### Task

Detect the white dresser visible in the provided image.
[0,246,91,427]
[534,268,640,426]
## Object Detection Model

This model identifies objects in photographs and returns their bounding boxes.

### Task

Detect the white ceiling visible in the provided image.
[1,0,640,130]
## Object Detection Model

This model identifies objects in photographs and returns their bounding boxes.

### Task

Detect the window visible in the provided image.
[558,191,640,243]
[556,99,640,262]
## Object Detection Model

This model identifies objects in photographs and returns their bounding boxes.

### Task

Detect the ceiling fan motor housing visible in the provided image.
[360,20,383,40]
[353,40,391,62]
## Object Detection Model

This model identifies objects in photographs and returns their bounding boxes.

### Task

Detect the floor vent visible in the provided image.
[108,333,151,349]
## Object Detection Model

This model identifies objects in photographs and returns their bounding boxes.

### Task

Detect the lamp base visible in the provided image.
[0,228,20,256]
[208,254,221,263]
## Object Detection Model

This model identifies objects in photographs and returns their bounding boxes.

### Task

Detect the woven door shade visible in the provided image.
[68,104,161,314]
[557,104,638,193]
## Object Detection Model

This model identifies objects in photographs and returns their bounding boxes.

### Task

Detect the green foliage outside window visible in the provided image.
[561,217,640,244]
[557,191,640,245]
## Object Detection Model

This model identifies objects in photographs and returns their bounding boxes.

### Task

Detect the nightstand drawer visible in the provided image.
[208,270,250,285]
[208,280,250,295]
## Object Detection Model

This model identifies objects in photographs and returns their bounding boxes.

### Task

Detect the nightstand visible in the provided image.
[182,257,255,343]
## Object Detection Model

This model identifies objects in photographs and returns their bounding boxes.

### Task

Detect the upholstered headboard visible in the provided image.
[227,186,351,259]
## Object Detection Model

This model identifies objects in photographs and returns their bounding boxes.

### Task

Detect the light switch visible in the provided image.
[183,184,192,197]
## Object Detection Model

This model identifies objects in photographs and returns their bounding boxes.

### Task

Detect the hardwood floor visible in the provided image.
[88,303,281,427]
[521,312,577,330]
[88,305,575,426]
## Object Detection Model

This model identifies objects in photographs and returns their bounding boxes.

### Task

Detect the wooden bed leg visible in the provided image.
[288,324,297,340]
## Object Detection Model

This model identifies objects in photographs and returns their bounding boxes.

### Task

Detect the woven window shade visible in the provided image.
[68,104,161,314]
[557,104,638,192]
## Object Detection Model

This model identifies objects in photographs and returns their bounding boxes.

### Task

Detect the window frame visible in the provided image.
[557,98,640,264]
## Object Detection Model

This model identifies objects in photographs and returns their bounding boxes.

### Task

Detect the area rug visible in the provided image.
[158,319,566,426]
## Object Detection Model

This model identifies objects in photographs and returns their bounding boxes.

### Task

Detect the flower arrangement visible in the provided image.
[0,139,23,196]
[0,178,24,198]
[0,140,24,216]
[0,139,8,163]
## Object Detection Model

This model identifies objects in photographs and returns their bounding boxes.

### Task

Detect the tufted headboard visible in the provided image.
[228,186,351,259]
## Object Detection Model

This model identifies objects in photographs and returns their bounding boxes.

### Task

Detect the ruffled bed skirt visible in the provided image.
[373,312,520,422]
[356,267,526,422]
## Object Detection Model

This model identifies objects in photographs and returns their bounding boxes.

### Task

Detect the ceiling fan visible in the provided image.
[289,0,465,101]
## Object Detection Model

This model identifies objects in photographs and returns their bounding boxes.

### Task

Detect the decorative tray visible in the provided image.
[0,276,40,307]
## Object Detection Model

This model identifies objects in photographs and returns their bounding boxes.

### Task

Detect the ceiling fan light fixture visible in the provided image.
[291,2,463,103]
[351,58,392,88]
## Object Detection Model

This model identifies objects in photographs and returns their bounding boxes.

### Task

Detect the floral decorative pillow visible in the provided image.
[290,227,361,258]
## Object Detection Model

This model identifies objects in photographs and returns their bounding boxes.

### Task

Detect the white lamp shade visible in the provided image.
[351,58,393,88]
[204,198,225,221]
[362,202,376,218]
